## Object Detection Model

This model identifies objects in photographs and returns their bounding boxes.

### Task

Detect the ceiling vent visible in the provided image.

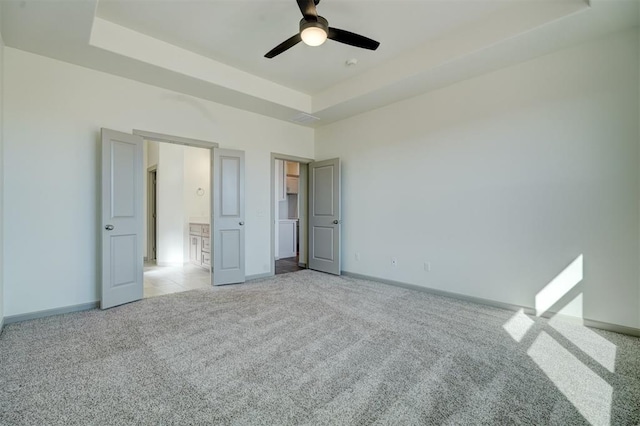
[291,113,320,125]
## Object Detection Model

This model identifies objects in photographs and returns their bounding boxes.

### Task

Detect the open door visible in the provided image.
[101,128,144,309]
[308,158,341,275]
[213,148,246,285]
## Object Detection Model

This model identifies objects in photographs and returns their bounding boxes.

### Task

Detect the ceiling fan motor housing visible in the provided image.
[300,16,329,34]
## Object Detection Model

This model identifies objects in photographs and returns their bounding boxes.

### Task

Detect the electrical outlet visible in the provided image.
[424,262,431,272]
[391,257,398,267]
[355,252,361,261]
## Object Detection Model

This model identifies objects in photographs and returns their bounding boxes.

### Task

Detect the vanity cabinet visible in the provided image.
[189,223,210,269]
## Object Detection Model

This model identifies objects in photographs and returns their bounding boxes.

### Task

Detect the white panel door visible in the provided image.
[213,148,245,285]
[308,158,341,275]
[101,129,144,309]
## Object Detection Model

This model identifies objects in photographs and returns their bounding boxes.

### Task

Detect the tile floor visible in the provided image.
[144,262,211,298]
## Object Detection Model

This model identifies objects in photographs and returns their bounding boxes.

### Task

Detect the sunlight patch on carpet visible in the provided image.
[502,309,534,342]
[527,331,612,426]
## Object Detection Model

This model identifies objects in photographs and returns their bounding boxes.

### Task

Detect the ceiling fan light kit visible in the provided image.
[300,17,328,46]
[265,0,380,59]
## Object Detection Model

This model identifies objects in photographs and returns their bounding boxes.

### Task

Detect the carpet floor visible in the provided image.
[0,270,638,425]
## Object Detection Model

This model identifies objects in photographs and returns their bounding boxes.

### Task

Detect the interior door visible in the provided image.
[101,128,144,309]
[212,148,246,285]
[308,158,341,275]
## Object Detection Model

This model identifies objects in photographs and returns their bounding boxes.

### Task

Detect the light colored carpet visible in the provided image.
[0,270,638,425]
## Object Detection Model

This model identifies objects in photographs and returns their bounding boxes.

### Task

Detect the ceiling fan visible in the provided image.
[264,0,380,59]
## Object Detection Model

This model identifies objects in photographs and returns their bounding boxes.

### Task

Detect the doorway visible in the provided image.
[142,139,212,298]
[271,154,313,276]
[275,160,303,274]
[101,129,247,309]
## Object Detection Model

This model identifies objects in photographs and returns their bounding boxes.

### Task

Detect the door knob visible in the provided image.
[333,220,340,224]
[239,221,245,226]
[105,224,114,231]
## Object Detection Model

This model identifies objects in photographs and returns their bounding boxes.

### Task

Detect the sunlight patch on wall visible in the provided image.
[549,314,617,373]
[554,292,583,320]
[527,331,612,426]
[502,309,534,342]
[535,255,583,316]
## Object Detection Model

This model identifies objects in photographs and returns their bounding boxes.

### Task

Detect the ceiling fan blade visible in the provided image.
[264,33,303,58]
[296,0,318,21]
[328,27,380,51]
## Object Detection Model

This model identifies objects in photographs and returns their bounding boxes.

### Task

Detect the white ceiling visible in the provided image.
[1,0,639,126]
[96,0,513,94]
